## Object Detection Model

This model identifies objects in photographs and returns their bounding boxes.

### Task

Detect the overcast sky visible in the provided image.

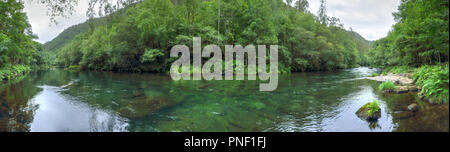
[24,0,401,44]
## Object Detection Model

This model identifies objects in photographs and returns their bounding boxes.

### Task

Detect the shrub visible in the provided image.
[379,81,397,91]
[388,66,414,74]
[371,73,379,77]
[413,64,449,104]
[381,71,388,76]
[140,49,164,64]
[0,65,30,80]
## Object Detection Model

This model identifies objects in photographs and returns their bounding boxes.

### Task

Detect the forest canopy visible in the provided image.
[368,0,449,67]
[1,0,50,80]
[52,0,371,73]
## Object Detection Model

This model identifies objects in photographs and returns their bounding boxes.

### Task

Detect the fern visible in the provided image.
[413,64,449,104]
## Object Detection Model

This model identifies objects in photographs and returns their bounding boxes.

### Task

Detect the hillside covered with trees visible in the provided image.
[368,0,449,104]
[52,0,371,73]
[42,17,109,52]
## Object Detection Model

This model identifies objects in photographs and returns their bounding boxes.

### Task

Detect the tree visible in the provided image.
[51,0,371,73]
[1,0,36,66]
[30,0,142,23]
[368,0,449,67]
[294,0,309,13]
[318,0,328,25]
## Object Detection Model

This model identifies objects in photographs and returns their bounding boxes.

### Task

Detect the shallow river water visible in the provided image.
[0,67,448,132]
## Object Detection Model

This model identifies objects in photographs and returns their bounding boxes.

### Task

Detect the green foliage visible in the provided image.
[413,64,449,104]
[53,0,371,73]
[1,0,48,81]
[370,73,379,77]
[43,16,109,52]
[140,49,165,63]
[381,71,388,76]
[0,64,30,80]
[384,66,414,74]
[363,101,381,117]
[379,81,397,91]
[368,0,449,67]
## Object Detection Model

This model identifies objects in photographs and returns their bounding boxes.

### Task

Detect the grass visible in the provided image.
[370,73,379,77]
[413,64,449,104]
[378,81,397,91]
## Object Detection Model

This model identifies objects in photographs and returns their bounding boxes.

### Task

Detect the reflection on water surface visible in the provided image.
[0,67,448,132]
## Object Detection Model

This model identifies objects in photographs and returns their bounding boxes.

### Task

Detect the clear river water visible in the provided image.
[0,67,448,132]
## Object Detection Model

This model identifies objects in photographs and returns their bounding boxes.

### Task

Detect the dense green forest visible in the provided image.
[367,0,449,104]
[52,0,371,73]
[0,0,50,80]
[1,0,448,104]
[43,16,109,52]
[368,0,449,67]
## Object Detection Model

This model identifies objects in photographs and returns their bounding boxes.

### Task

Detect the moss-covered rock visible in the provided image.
[356,101,381,121]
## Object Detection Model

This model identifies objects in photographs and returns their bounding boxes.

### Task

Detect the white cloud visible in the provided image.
[24,1,89,43]
[307,0,401,41]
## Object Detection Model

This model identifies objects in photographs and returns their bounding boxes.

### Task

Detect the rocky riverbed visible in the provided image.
[366,73,420,94]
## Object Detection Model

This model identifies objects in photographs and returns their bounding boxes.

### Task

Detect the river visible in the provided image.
[0,67,448,132]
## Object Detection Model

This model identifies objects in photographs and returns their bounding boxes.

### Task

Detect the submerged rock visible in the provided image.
[408,103,419,112]
[118,95,175,119]
[393,111,416,120]
[356,101,381,121]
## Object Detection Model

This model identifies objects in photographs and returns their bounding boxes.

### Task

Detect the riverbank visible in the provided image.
[0,65,31,81]
[366,73,420,94]
[367,64,449,104]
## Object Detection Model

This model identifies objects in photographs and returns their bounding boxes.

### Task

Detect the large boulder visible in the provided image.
[356,101,382,121]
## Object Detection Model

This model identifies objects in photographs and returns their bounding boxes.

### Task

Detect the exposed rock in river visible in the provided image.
[356,102,381,121]
[366,73,415,86]
[367,73,421,94]
[393,86,421,94]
